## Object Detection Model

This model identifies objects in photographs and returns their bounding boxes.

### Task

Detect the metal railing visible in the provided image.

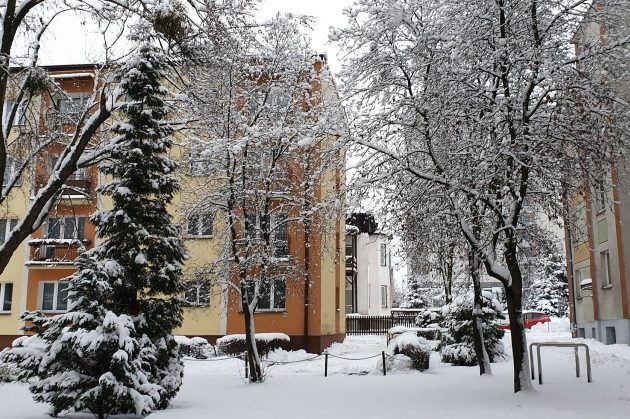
[529,342,592,384]
[346,314,418,335]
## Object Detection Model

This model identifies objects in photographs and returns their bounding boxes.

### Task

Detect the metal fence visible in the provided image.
[346,314,418,335]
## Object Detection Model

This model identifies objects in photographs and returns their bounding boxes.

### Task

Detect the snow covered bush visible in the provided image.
[0,361,17,382]
[438,293,506,366]
[415,308,442,329]
[388,331,431,371]
[524,254,568,317]
[217,333,291,357]
[175,336,214,359]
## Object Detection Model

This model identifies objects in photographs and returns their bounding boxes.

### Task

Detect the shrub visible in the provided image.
[388,331,431,371]
[216,333,290,357]
[175,336,214,359]
[415,308,443,328]
[0,361,17,382]
[438,292,506,366]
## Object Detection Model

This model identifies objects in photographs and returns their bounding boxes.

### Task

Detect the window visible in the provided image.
[46,216,86,240]
[3,100,27,126]
[187,212,214,237]
[0,218,18,245]
[188,148,213,176]
[268,86,291,111]
[2,157,22,187]
[605,327,616,344]
[247,277,286,311]
[380,243,387,266]
[183,279,210,307]
[273,213,288,257]
[600,250,612,288]
[0,282,13,312]
[574,269,582,298]
[595,181,606,213]
[39,281,70,312]
[381,285,388,308]
[54,93,89,117]
[591,328,596,339]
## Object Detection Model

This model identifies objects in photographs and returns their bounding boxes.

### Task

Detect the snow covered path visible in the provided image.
[2,325,630,419]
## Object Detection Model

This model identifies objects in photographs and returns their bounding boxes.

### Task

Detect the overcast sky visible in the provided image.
[32,0,352,76]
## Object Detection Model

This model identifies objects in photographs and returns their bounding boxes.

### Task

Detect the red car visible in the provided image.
[497,311,551,330]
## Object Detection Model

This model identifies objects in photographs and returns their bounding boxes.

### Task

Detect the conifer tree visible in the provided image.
[400,278,430,309]
[524,254,568,317]
[0,30,186,417]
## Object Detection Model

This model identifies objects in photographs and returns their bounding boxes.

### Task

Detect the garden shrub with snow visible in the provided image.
[388,331,431,371]
[415,308,442,329]
[0,361,17,382]
[216,333,290,357]
[175,336,215,359]
[438,292,506,366]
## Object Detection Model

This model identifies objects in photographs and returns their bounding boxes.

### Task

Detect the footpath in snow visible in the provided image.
[2,318,629,419]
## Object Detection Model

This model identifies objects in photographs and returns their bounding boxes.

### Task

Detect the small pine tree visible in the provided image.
[524,253,568,317]
[438,292,506,366]
[400,278,430,309]
[1,35,186,417]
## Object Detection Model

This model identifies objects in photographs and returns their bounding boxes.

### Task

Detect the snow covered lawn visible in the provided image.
[2,322,630,419]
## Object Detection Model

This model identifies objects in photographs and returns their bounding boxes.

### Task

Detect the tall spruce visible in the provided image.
[97,35,187,408]
[0,37,185,417]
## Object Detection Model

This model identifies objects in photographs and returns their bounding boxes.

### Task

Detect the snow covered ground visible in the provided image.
[2,319,629,419]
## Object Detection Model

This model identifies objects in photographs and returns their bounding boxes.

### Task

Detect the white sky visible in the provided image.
[255,0,353,75]
[30,0,353,76]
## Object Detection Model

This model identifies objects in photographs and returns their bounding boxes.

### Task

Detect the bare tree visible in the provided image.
[335,0,630,391]
[184,14,345,382]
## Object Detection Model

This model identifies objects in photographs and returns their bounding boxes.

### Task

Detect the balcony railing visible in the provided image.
[27,239,90,264]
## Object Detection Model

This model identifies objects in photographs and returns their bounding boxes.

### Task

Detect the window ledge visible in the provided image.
[255,309,286,314]
[186,235,214,240]
[0,311,12,315]
[601,285,613,290]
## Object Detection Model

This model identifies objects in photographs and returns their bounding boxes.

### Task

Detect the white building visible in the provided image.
[346,213,393,316]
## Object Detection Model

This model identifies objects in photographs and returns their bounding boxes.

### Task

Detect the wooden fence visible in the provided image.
[346,314,418,335]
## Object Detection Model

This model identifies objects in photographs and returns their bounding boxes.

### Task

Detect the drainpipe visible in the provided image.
[303,221,310,352]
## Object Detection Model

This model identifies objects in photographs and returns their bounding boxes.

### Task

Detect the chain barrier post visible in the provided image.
[382,351,386,376]
[324,349,329,377]
[245,350,248,379]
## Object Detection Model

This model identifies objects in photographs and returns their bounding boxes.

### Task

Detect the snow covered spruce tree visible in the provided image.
[335,0,630,391]
[438,292,506,367]
[400,278,430,309]
[524,253,568,317]
[0,33,186,417]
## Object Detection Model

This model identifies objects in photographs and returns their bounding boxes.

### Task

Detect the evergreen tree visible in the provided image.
[400,278,430,309]
[524,253,568,317]
[438,292,506,366]
[1,34,186,417]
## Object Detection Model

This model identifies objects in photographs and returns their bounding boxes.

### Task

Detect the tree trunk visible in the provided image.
[241,299,263,383]
[469,249,491,375]
[504,246,533,392]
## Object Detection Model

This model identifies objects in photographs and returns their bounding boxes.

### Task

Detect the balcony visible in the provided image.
[26,238,90,266]
[346,255,357,273]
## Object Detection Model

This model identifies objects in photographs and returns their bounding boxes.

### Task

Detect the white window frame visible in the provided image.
[38,281,71,313]
[574,269,582,298]
[3,100,28,126]
[0,218,18,245]
[0,282,13,312]
[595,181,606,214]
[601,250,612,288]
[249,277,286,312]
[187,212,214,238]
[380,243,387,266]
[271,213,289,259]
[183,279,210,307]
[45,216,86,240]
[381,284,388,308]
[188,147,213,176]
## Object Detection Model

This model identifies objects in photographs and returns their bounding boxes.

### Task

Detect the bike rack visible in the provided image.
[529,342,592,384]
